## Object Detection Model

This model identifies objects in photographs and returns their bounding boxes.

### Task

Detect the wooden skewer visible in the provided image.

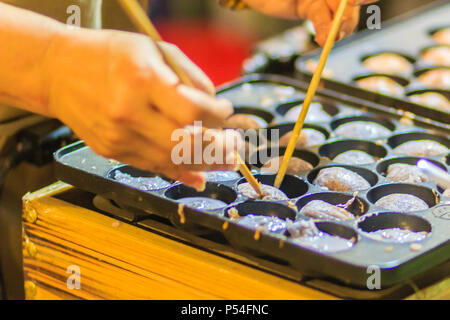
[274,0,348,188]
[117,0,264,197]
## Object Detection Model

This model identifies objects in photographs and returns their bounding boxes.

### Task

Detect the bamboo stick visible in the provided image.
[117,0,264,197]
[274,0,349,188]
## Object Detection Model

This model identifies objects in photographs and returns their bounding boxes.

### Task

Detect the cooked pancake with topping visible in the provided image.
[363,53,413,74]
[284,102,332,123]
[224,114,267,130]
[409,92,450,112]
[334,121,391,139]
[375,193,429,212]
[421,46,450,66]
[279,129,326,148]
[238,183,288,200]
[356,76,405,96]
[386,163,429,183]
[261,156,313,174]
[393,140,448,156]
[314,167,371,192]
[333,150,375,165]
[417,68,450,89]
[300,200,354,221]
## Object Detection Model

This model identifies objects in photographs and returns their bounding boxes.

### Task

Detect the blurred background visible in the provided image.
[102,0,438,86]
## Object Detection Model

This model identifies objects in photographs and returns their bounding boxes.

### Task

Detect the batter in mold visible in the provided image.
[374,193,429,212]
[333,150,375,165]
[393,140,448,157]
[236,214,288,234]
[287,220,355,253]
[177,197,228,210]
[204,171,241,182]
[314,167,371,192]
[364,228,428,243]
[114,171,171,191]
[334,121,391,139]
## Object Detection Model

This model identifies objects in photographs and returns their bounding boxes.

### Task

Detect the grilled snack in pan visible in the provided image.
[432,27,450,46]
[362,53,413,75]
[355,76,405,96]
[238,182,288,200]
[261,156,313,174]
[278,129,326,148]
[386,163,429,183]
[409,91,450,112]
[314,167,371,192]
[299,200,354,221]
[284,102,332,123]
[334,121,392,139]
[224,113,267,130]
[393,140,449,156]
[421,46,450,67]
[416,68,450,89]
[333,150,375,165]
[375,193,429,212]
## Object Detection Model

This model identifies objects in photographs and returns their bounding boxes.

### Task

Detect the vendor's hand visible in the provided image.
[243,0,379,46]
[43,29,241,189]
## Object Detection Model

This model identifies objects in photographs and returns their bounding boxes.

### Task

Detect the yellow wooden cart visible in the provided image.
[21,181,450,300]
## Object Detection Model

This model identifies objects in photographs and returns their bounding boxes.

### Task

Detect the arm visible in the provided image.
[0,3,241,188]
[0,2,64,113]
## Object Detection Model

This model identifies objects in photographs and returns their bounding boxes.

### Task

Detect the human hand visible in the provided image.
[43,28,242,189]
[243,0,379,46]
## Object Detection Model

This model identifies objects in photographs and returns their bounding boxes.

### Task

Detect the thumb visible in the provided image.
[158,41,216,96]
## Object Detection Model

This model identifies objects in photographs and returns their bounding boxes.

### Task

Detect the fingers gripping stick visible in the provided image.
[117,0,264,197]
[274,0,349,188]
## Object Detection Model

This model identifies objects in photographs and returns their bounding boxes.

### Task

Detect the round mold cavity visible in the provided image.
[413,66,450,78]
[387,132,450,151]
[307,165,379,188]
[405,88,450,100]
[360,51,416,65]
[226,201,297,221]
[330,115,396,133]
[265,122,330,142]
[286,221,358,253]
[366,183,439,210]
[357,212,432,243]
[229,106,275,125]
[275,99,339,117]
[352,74,410,87]
[249,146,320,170]
[164,182,237,208]
[428,26,450,37]
[376,156,447,178]
[295,192,370,219]
[319,139,388,161]
[236,173,309,199]
[107,165,174,191]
